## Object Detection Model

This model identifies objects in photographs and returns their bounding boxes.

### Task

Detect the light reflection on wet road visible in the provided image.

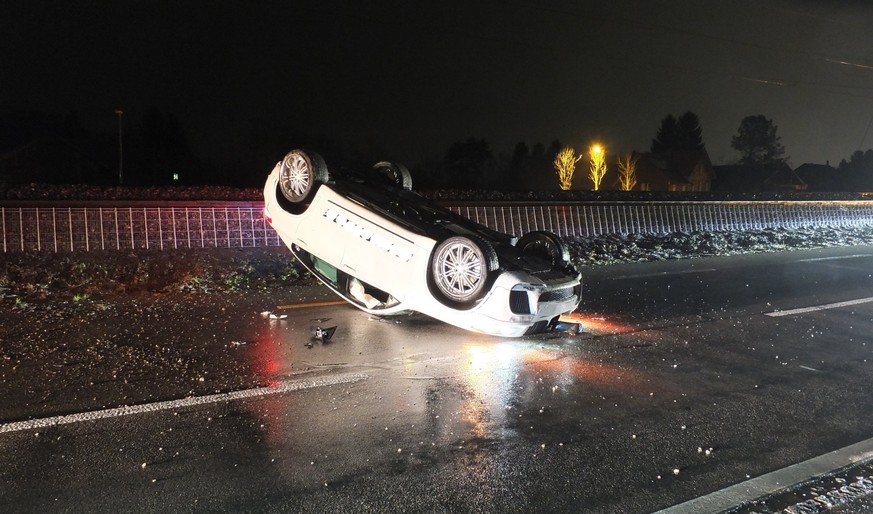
[1,245,873,512]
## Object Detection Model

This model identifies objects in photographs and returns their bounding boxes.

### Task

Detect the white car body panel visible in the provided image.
[264,156,582,337]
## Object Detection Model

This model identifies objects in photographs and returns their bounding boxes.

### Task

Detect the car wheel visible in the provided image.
[373,161,412,190]
[278,149,329,204]
[431,236,497,304]
[516,231,571,268]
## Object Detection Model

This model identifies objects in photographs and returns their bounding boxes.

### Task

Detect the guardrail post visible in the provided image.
[34,207,41,252]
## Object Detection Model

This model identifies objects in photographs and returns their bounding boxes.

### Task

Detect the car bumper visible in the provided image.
[454,271,582,337]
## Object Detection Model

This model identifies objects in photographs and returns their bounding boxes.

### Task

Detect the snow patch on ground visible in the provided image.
[783,476,873,513]
[568,226,873,267]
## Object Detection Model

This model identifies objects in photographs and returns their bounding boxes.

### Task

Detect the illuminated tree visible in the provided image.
[588,144,608,191]
[552,146,583,190]
[617,153,639,191]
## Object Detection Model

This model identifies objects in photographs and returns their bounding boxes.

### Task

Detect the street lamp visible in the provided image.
[114,109,124,185]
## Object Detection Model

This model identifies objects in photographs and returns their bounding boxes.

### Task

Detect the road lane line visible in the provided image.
[277,300,347,310]
[0,373,368,435]
[765,296,873,317]
[797,254,872,262]
[611,269,717,280]
[656,437,873,513]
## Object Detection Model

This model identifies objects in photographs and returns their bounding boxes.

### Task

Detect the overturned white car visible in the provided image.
[263,149,582,337]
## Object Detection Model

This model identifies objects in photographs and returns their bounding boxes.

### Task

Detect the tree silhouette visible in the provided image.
[547,140,562,158]
[510,141,529,169]
[505,140,563,191]
[442,137,495,188]
[676,112,704,151]
[731,114,787,167]
[837,149,873,191]
[135,107,196,185]
[651,114,678,159]
[651,111,705,160]
[0,110,88,153]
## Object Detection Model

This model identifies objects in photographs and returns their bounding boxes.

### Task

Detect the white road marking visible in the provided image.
[765,296,873,317]
[0,373,369,435]
[612,269,717,280]
[656,437,873,513]
[797,254,872,262]
[799,365,820,372]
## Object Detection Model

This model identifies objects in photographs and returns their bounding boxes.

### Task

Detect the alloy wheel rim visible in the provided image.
[437,242,482,297]
[283,154,310,198]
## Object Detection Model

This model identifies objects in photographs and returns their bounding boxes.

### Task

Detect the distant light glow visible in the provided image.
[825,58,873,70]
[742,77,786,86]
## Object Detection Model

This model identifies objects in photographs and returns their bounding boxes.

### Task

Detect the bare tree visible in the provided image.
[553,146,583,190]
[617,153,639,191]
[588,144,608,191]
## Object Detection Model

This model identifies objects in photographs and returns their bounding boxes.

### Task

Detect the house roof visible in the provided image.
[713,162,806,191]
[794,162,838,191]
[763,166,806,189]
[794,162,835,174]
[633,152,687,186]
[669,149,716,181]
[633,148,715,185]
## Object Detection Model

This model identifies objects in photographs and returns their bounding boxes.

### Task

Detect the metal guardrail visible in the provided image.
[444,201,873,239]
[0,203,278,253]
[1,200,873,253]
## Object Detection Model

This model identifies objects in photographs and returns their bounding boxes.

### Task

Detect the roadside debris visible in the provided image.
[367,315,403,324]
[313,326,337,341]
[306,325,337,348]
[552,321,581,335]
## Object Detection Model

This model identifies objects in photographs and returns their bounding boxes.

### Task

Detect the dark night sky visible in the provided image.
[3,0,873,174]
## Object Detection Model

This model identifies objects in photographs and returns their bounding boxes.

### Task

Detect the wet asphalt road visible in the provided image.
[2,245,873,513]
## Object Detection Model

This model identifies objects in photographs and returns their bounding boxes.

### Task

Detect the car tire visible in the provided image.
[430,236,498,304]
[278,149,329,204]
[515,231,571,268]
[373,161,412,190]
